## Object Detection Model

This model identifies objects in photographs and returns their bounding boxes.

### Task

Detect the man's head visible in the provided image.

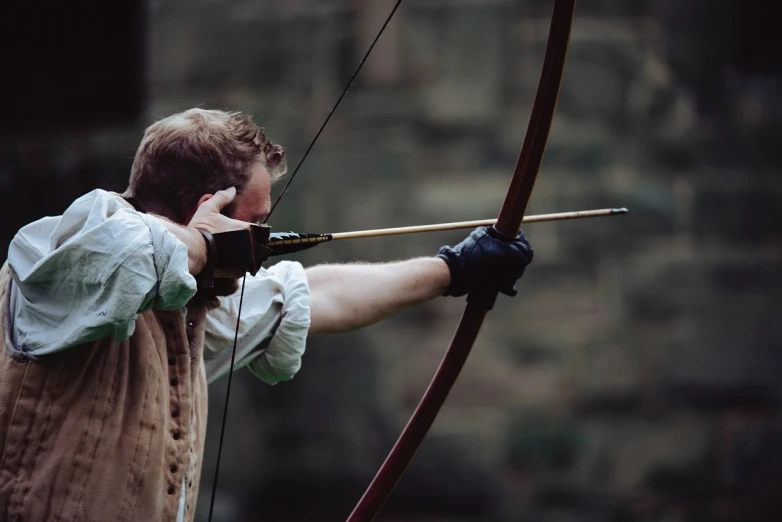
[124,108,286,224]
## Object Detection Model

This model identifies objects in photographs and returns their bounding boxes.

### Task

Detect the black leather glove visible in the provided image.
[437,226,533,308]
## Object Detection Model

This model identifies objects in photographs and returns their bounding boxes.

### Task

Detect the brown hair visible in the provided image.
[123,108,286,223]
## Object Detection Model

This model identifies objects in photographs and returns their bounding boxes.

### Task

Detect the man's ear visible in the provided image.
[184,194,214,224]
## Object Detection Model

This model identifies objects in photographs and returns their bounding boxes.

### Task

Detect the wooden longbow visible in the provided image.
[346,1,578,520]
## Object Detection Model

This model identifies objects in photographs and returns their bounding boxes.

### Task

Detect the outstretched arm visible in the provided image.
[305,257,450,334]
[304,226,534,335]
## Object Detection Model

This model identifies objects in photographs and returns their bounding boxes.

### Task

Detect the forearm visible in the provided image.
[156,218,207,275]
[305,257,450,334]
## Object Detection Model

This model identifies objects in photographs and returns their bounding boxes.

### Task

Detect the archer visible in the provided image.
[0,108,532,521]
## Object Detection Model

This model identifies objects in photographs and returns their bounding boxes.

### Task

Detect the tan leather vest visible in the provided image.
[0,262,213,522]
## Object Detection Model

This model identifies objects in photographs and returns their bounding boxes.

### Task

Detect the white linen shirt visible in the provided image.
[6,188,311,385]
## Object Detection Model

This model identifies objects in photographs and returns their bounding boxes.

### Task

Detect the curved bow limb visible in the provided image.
[346,1,577,520]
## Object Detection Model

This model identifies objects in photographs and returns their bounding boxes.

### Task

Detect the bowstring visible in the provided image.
[207,2,403,520]
[207,273,246,521]
[264,0,404,223]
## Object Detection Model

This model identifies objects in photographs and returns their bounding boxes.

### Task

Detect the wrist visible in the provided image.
[193,228,217,287]
[188,227,209,274]
[432,255,452,296]
[436,246,463,296]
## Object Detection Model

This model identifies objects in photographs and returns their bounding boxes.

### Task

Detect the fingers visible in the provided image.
[201,186,237,212]
[438,225,533,299]
[188,187,249,234]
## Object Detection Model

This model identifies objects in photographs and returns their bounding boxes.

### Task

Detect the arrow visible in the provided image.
[265,207,628,256]
[329,207,628,240]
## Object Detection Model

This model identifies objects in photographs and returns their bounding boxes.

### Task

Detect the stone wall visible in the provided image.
[1,1,780,521]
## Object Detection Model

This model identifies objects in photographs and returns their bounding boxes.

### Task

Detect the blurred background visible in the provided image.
[2,0,782,520]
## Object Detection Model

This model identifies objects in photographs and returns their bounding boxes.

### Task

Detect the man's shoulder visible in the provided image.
[71,188,133,211]
[13,189,139,258]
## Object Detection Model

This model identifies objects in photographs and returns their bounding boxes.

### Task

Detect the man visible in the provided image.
[0,109,532,521]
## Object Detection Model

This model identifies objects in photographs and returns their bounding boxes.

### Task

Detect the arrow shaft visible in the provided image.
[329,207,626,241]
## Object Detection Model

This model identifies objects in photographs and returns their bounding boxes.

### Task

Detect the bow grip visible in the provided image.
[464,225,520,311]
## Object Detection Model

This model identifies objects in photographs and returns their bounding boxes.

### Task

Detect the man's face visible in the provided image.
[226,161,272,224]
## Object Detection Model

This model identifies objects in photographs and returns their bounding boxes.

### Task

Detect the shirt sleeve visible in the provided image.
[8,189,196,355]
[203,260,311,385]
